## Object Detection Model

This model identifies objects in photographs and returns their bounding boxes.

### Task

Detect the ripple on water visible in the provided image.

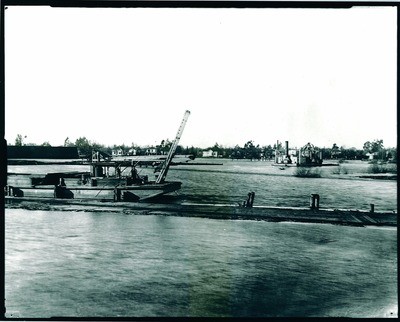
[4,160,398,318]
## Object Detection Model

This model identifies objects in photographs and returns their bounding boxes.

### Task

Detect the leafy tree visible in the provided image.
[212,142,220,152]
[320,147,331,160]
[41,141,51,146]
[175,145,184,155]
[231,144,244,159]
[386,147,397,162]
[371,139,384,153]
[363,139,385,160]
[211,142,225,157]
[363,139,384,154]
[363,141,371,153]
[92,141,106,152]
[15,134,26,146]
[243,140,261,160]
[186,146,200,158]
[222,146,234,159]
[75,137,90,147]
[331,143,340,159]
[339,147,354,160]
[262,145,273,159]
[158,139,172,154]
[343,147,365,160]
[75,137,92,156]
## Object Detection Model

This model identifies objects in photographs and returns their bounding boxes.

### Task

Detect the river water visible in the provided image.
[5,160,398,317]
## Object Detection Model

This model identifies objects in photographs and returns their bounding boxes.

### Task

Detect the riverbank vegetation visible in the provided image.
[331,166,349,175]
[11,135,397,163]
[367,161,397,174]
[294,167,322,178]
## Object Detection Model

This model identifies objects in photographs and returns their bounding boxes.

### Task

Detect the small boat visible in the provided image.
[6,111,190,202]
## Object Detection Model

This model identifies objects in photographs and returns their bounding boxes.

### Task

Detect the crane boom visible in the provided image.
[155,110,191,184]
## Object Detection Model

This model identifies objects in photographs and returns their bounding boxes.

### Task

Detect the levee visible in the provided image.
[5,196,397,227]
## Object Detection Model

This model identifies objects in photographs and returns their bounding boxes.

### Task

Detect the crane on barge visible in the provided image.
[6,110,191,202]
[155,110,191,183]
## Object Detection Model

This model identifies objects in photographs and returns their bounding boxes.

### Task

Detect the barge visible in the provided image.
[6,170,182,202]
[5,110,191,202]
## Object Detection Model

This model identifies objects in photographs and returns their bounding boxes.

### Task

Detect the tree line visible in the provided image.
[12,135,397,162]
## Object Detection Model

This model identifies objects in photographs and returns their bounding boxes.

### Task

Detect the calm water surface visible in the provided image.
[5,160,398,317]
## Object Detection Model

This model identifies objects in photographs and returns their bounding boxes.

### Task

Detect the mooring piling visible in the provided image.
[114,187,121,202]
[250,192,255,207]
[310,194,320,209]
[244,191,255,208]
[370,204,375,213]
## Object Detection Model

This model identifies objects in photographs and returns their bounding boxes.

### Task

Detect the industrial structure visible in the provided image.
[274,140,323,166]
[6,111,191,202]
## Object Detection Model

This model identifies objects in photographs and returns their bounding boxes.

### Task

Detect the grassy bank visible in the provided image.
[367,162,397,174]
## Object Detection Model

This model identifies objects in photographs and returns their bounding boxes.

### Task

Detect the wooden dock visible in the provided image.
[5,196,397,227]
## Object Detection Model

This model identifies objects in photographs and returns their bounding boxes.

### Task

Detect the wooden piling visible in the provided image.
[310,194,320,209]
[370,204,375,213]
[114,187,121,202]
[250,192,255,207]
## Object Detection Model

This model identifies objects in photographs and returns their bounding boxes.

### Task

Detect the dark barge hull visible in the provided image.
[5,197,397,227]
[6,173,182,202]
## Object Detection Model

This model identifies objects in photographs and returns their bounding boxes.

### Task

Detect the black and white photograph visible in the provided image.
[2,0,397,318]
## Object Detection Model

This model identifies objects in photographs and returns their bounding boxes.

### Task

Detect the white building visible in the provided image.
[366,152,378,160]
[112,148,124,156]
[145,148,157,155]
[202,150,218,158]
[128,148,137,156]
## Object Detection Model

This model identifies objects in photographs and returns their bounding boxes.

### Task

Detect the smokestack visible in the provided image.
[285,141,289,157]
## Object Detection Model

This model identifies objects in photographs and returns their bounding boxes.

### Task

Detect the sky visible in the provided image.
[4,5,397,149]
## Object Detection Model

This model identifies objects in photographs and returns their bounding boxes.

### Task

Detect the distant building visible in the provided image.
[145,147,157,155]
[274,141,323,166]
[112,148,124,157]
[202,150,218,158]
[274,141,297,164]
[128,148,137,156]
[366,152,378,160]
[92,150,112,162]
[298,142,323,166]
